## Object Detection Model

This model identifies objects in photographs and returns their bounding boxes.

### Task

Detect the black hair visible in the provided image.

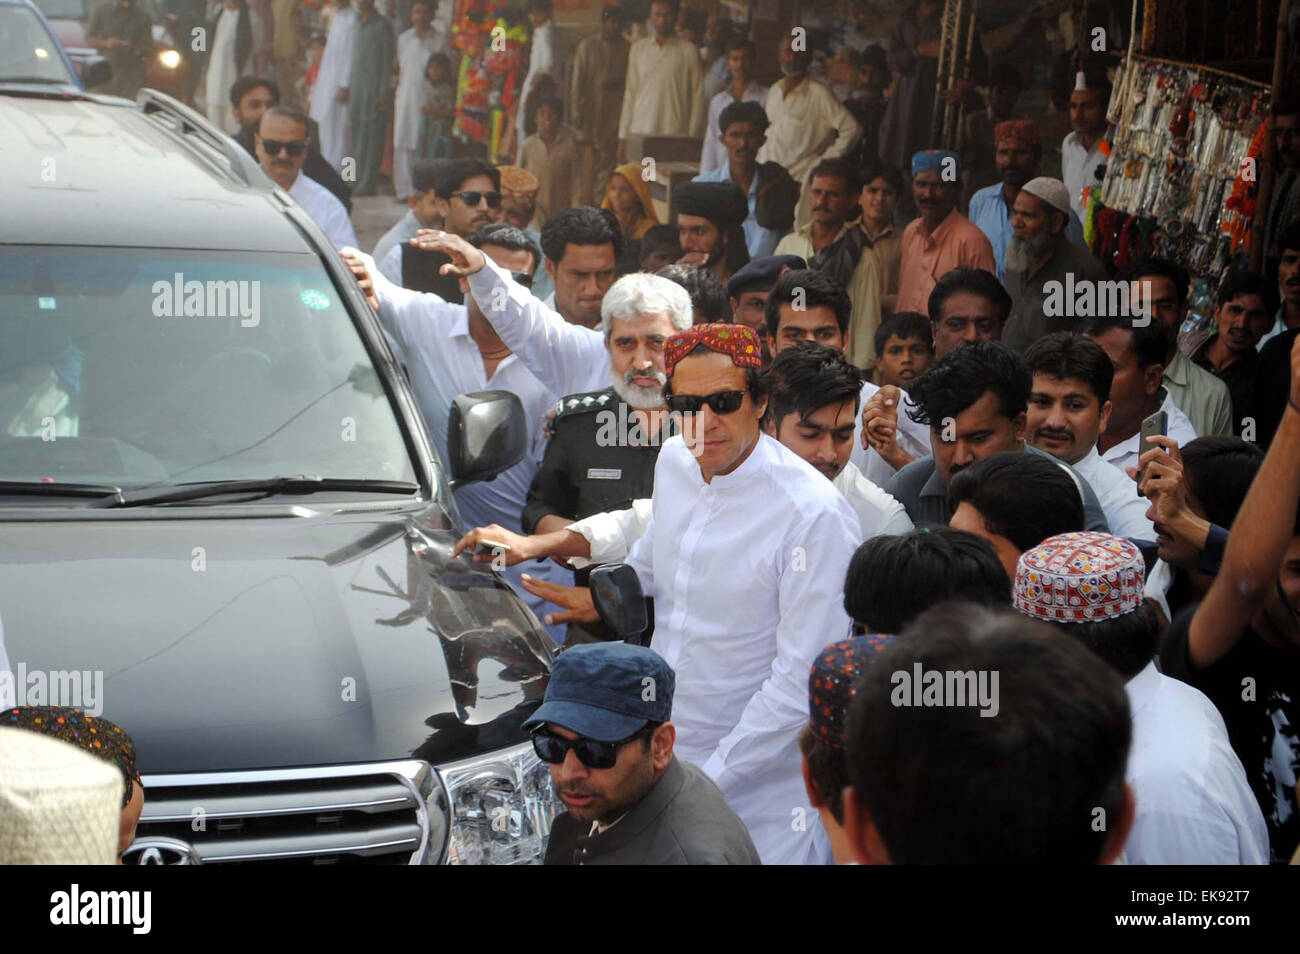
[425,51,450,78]
[765,340,862,428]
[1083,317,1167,371]
[927,267,1012,326]
[540,206,626,265]
[257,104,308,137]
[1048,599,1162,680]
[1115,257,1189,306]
[467,222,542,273]
[990,64,1024,91]
[1023,332,1114,404]
[810,156,863,196]
[860,159,904,194]
[860,43,888,73]
[799,726,849,822]
[411,158,443,196]
[1180,436,1265,529]
[655,264,729,323]
[842,526,1011,633]
[905,339,1030,427]
[1216,268,1280,315]
[1277,219,1300,257]
[434,158,501,198]
[763,269,851,339]
[844,603,1131,864]
[527,0,553,13]
[874,311,934,358]
[718,99,769,136]
[947,452,1086,553]
[530,92,564,125]
[638,224,680,255]
[725,37,755,56]
[671,340,767,396]
[231,75,279,109]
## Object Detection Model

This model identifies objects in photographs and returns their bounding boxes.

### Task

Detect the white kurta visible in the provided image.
[288,173,358,251]
[618,35,705,139]
[698,81,767,176]
[394,27,444,149]
[1099,389,1198,473]
[205,6,243,134]
[757,76,861,185]
[517,19,557,151]
[625,433,862,865]
[850,380,934,490]
[1120,662,1270,864]
[309,5,358,169]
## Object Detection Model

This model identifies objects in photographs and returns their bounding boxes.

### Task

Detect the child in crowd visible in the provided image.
[873,311,935,388]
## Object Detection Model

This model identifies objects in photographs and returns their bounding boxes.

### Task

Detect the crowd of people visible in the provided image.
[41,0,1300,867]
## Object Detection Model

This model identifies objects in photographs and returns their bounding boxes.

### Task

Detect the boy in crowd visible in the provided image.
[873,311,934,389]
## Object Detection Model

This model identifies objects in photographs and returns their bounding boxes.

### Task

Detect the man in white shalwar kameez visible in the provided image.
[516,0,563,160]
[616,0,704,161]
[393,1,444,200]
[309,0,358,170]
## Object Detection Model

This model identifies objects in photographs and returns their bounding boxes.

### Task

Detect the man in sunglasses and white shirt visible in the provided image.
[255,106,358,252]
[528,641,760,865]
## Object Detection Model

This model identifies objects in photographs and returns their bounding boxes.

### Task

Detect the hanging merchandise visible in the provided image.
[1090,55,1269,289]
[451,0,527,156]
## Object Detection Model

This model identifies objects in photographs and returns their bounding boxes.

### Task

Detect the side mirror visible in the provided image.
[446,390,527,488]
[589,564,648,645]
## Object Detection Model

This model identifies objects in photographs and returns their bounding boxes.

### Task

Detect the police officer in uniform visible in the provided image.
[524,385,676,643]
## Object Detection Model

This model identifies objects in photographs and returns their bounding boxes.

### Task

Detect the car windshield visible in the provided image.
[0,246,419,493]
[0,6,79,85]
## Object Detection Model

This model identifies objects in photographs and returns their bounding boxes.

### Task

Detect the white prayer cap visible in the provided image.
[1074,70,1088,91]
[0,727,120,864]
[1020,176,1073,216]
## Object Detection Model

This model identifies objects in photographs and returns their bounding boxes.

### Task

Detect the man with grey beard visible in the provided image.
[449,265,695,643]
[1002,176,1108,354]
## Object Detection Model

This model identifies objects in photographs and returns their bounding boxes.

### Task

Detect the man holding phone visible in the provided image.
[1086,317,1197,473]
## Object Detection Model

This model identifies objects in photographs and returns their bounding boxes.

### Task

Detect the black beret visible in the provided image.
[725,254,808,297]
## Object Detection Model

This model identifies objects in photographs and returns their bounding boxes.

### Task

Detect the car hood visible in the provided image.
[0,504,554,772]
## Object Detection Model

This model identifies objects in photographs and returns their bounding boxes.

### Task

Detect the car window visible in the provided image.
[30,0,87,20]
[0,6,79,85]
[0,246,419,490]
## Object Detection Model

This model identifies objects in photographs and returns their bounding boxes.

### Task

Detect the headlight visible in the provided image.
[158,49,182,69]
[437,740,560,864]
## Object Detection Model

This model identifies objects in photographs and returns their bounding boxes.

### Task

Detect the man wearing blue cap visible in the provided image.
[896,150,996,315]
[527,643,760,865]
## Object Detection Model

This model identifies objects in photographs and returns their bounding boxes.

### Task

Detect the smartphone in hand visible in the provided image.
[1136,410,1168,496]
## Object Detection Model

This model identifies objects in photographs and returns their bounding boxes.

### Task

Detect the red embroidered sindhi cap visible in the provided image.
[663,323,762,376]
[1013,531,1145,623]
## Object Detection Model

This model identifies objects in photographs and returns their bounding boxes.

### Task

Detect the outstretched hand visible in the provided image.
[409,229,487,278]
[340,249,378,312]
[518,574,598,627]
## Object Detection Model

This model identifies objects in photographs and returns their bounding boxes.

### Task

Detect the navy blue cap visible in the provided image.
[726,254,808,298]
[523,643,674,742]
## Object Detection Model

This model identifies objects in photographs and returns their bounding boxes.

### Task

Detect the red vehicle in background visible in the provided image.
[33,0,190,101]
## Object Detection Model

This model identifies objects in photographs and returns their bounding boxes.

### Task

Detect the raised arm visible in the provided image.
[1186,335,1300,667]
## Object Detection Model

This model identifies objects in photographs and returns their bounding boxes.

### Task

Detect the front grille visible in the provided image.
[129,761,449,865]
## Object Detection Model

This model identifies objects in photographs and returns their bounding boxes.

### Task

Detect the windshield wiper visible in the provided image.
[0,480,122,498]
[97,477,420,508]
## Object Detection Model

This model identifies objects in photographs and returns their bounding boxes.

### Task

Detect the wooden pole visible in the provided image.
[1250,0,1291,271]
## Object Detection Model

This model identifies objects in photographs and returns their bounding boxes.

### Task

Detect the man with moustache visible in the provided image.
[1186,272,1278,429]
[617,0,705,161]
[884,339,1109,530]
[1001,177,1107,354]
[1023,332,1155,540]
[672,181,752,285]
[571,6,630,204]
[967,122,1085,282]
[529,643,760,865]
[896,150,996,315]
[693,101,798,259]
[255,106,357,251]
[725,254,807,365]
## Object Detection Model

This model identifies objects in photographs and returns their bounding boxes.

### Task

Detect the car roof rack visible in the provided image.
[135,88,265,188]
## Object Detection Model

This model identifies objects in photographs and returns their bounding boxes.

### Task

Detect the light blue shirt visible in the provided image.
[968,182,1086,283]
[693,163,786,259]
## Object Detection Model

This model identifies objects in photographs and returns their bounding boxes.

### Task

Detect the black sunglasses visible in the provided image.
[664,389,749,415]
[530,725,653,769]
[452,190,503,209]
[510,270,534,288]
[259,137,309,157]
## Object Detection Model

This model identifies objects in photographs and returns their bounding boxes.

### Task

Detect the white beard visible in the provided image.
[609,365,666,409]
